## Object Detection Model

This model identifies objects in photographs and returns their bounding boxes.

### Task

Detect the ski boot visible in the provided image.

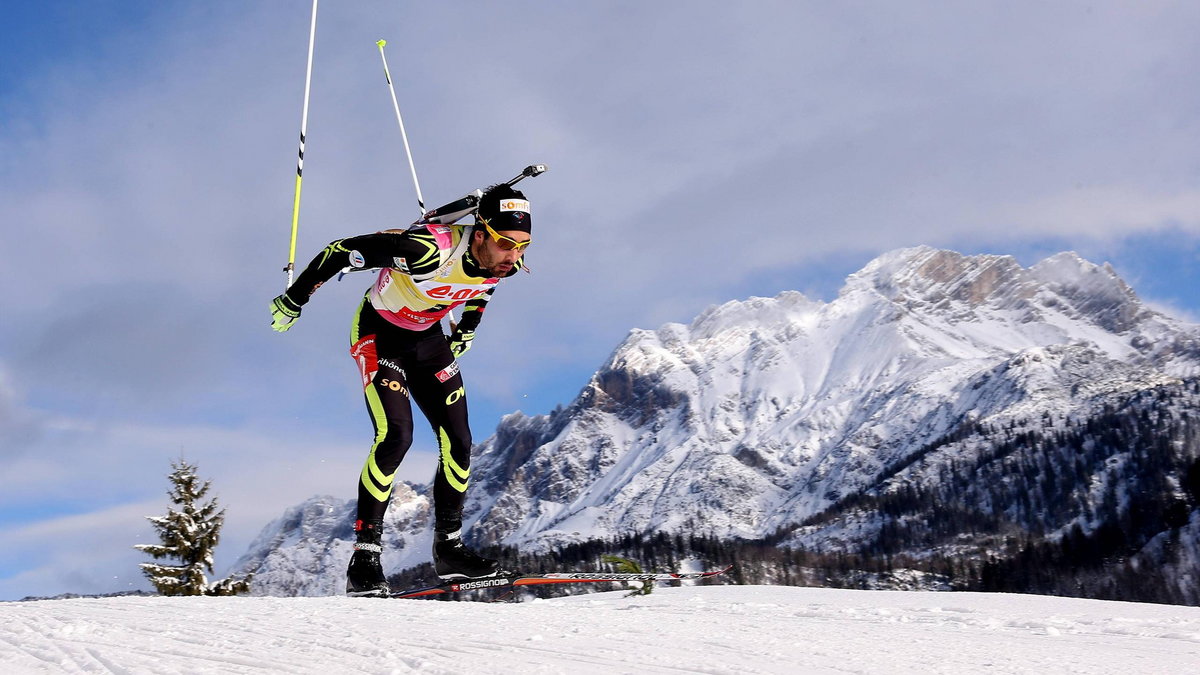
[346,520,390,597]
[432,529,500,580]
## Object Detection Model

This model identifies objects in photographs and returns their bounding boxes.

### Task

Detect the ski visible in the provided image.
[388,565,732,599]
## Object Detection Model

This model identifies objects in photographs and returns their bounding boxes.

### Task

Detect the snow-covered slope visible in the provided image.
[3,586,1199,674]
[235,247,1200,594]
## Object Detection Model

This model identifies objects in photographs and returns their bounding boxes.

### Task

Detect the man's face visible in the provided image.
[472,228,529,277]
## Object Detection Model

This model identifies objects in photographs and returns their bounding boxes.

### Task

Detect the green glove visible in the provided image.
[447,329,474,358]
[270,294,302,333]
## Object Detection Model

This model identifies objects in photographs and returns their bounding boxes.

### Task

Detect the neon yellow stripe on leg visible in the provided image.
[438,427,469,492]
[360,383,395,502]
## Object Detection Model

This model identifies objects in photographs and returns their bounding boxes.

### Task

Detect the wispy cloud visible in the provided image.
[0,502,158,599]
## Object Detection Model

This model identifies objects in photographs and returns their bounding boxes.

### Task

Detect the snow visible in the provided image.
[3,586,1198,674]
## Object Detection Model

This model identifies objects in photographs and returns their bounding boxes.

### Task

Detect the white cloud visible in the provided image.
[1003,186,1200,237]
[0,502,158,600]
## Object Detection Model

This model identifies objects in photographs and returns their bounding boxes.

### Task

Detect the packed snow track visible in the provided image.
[2,586,1198,674]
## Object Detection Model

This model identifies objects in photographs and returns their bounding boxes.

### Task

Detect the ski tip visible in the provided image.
[376,39,387,48]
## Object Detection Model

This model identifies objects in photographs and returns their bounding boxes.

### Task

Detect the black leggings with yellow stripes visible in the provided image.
[349,297,473,532]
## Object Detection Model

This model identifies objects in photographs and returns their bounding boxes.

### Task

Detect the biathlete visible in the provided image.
[270,184,532,596]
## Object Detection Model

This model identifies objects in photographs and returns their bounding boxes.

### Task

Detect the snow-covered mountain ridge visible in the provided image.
[235,247,1200,596]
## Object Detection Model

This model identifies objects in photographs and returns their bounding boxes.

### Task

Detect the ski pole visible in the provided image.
[376,39,426,217]
[285,0,319,288]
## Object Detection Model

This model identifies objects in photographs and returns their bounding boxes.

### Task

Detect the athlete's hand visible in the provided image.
[270,294,302,332]
[447,329,474,358]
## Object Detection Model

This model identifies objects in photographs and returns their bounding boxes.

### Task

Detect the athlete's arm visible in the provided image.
[270,231,438,333]
[446,290,490,357]
[285,231,439,306]
[447,250,526,356]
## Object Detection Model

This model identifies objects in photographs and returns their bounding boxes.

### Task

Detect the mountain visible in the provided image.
[231,488,432,597]
[234,247,1200,600]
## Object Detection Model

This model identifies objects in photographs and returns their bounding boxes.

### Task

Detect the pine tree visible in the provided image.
[134,459,252,596]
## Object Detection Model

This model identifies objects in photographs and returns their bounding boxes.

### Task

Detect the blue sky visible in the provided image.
[2,1,1199,600]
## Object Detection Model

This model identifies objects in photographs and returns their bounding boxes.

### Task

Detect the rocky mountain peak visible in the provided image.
[1027,252,1145,333]
[845,247,1026,307]
[836,246,1153,335]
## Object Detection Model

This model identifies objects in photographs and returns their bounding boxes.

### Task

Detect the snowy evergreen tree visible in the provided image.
[135,459,251,596]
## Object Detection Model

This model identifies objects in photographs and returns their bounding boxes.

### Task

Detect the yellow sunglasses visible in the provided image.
[480,219,532,252]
